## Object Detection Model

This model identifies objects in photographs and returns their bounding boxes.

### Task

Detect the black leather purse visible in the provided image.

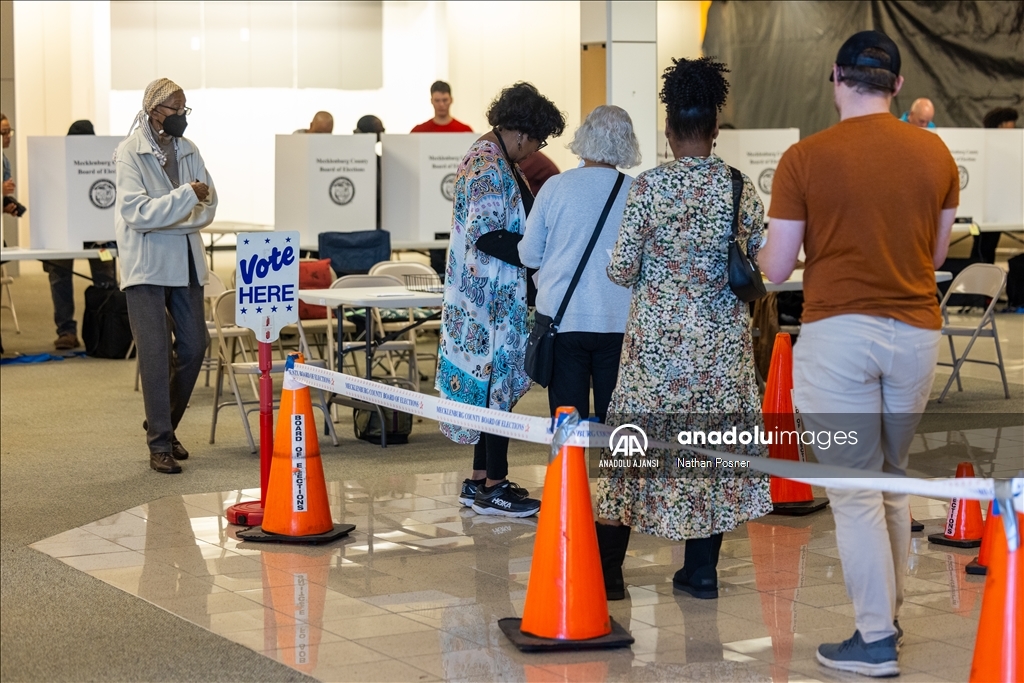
[726,166,767,303]
[524,172,625,387]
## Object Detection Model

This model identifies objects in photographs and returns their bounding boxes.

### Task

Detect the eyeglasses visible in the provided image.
[156,104,191,116]
[0,128,12,136]
[536,139,548,151]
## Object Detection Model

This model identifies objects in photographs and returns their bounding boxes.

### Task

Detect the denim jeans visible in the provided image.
[43,243,118,336]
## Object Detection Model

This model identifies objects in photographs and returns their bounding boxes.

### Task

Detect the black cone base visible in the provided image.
[965,558,987,575]
[238,523,355,544]
[770,498,829,517]
[910,518,925,532]
[927,532,981,548]
[498,617,634,652]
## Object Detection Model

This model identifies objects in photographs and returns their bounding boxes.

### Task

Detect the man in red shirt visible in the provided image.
[759,30,958,678]
[411,81,473,133]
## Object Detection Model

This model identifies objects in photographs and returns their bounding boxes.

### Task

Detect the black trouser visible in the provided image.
[125,250,207,454]
[971,232,1001,264]
[547,331,624,423]
[473,433,510,482]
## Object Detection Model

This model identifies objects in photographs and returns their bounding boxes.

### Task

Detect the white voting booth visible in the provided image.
[381,133,478,242]
[714,129,800,215]
[934,128,1024,228]
[26,136,121,249]
[274,134,377,247]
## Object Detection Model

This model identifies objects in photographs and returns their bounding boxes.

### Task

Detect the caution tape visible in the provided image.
[287,365,1023,510]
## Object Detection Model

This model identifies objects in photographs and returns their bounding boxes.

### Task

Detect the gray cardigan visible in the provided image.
[519,167,633,333]
[114,127,217,289]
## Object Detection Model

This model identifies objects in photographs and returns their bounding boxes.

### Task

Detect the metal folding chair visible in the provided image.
[210,290,338,453]
[936,263,1010,402]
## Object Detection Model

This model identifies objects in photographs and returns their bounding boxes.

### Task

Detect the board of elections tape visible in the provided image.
[286,365,1023,509]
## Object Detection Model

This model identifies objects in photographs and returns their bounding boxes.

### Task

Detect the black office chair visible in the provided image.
[318,230,391,276]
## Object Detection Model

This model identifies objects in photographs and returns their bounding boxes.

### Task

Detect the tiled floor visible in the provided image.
[31,427,1022,683]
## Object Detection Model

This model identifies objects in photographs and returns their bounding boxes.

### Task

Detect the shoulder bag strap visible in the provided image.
[728,165,743,242]
[551,171,626,328]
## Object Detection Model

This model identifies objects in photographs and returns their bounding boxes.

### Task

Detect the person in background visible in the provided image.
[972,108,1020,262]
[2,113,20,215]
[517,151,559,195]
[982,107,1019,129]
[115,78,217,474]
[594,58,772,602]
[40,120,119,350]
[294,111,334,134]
[899,97,935,128]
[438,82,564,518]
[355,115,385,229]
[411,81,473,133]
[759,31,958,677]
[519,105,637,423]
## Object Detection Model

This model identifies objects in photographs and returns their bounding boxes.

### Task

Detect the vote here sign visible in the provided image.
[236,231,300,343]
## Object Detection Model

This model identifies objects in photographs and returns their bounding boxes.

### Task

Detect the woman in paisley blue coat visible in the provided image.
[437,82,565,518]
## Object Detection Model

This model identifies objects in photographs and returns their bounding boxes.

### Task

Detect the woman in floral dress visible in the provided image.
[595,58,773,600]
[437,82,565,518]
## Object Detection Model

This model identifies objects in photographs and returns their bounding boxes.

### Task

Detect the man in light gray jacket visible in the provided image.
[115,78,217,474]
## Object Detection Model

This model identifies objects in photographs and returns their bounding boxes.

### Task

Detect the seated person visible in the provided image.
[983,107,1018,129]
[294,111,333,134]
[899,97,936,128]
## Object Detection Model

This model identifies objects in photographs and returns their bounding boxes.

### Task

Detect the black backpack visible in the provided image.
[82,285,135,359]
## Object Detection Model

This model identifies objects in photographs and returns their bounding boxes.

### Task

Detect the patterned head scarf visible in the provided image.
[115,78,183,166]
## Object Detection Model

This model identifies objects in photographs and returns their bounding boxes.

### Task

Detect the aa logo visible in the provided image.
[610,424,648,458]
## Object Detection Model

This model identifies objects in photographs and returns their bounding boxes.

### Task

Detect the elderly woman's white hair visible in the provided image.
[568,105,641,168]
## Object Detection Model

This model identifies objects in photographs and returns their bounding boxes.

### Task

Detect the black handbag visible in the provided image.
[524,172,625,387]
[726,166,767,303]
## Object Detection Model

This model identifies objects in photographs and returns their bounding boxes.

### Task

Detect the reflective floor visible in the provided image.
[31,426,1022,683]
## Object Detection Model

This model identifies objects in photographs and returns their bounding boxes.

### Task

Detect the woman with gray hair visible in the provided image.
[114,77,217,474]
[518,105,640,422]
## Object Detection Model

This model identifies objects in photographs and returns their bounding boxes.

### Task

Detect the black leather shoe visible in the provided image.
[171,440,189,460]
[150,452,182,474]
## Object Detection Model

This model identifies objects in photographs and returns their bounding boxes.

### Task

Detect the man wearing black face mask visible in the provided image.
[114,77,217,474]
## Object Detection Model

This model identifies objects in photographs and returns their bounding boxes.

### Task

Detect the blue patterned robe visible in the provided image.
[436,140,531,443]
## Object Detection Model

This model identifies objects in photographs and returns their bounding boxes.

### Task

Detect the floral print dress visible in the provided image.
[436,140,531,443]
[596,155,773,541]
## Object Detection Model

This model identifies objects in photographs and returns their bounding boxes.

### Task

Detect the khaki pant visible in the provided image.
[793,314,940,643]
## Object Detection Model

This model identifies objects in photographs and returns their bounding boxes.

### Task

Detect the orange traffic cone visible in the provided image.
[968,510,1022,683]
[967,501,1000,575]
[762,333,828,516]
[238,354,354,544]
[929,463,985,548]
[499,407,633,652]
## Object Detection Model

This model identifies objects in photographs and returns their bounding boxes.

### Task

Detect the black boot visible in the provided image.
[596,522,631,601]
[672,533,722,599]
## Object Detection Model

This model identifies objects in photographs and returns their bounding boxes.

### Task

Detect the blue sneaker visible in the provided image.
[816,631,899,677]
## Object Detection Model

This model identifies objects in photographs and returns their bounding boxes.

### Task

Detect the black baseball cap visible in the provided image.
[829,30,901,83]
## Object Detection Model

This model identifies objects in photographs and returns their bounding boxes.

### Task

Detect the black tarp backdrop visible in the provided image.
[703,1,1024,137]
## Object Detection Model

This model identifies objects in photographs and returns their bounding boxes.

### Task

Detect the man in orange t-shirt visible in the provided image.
[411,81,473,133]
[760,31,958,678]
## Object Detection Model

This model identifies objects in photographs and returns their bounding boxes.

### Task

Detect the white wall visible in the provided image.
[15,0,583,230]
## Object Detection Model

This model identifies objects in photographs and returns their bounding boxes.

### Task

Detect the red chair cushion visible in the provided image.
[298,259,332,320]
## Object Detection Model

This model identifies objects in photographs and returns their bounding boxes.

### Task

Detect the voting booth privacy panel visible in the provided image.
[934,128,1024,229]
[714,129,800,216]
[274,134,377,248]
[381,133,478,243]
[27,136,121,249]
